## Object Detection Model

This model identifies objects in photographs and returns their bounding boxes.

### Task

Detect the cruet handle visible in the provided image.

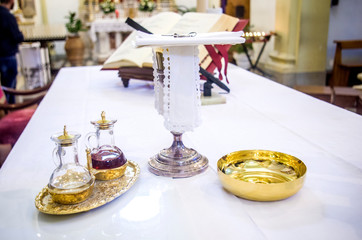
[52,147,61,166]
[85,132,97,150]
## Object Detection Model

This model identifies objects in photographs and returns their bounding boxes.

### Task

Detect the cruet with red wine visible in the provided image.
[86,111,127,180]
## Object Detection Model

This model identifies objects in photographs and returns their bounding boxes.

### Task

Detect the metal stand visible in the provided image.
[242,34,273,77]
[149,132,208,178]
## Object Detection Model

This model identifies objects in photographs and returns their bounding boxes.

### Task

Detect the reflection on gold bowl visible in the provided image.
[217,150,307,201]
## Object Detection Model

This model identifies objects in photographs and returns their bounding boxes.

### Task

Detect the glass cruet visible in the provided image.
[86,111,127,171]
[48,126,94,204]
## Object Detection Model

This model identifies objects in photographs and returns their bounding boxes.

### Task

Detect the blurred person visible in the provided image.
[0,0,24,103]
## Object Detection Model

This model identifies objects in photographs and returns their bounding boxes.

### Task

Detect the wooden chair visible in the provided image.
[333,86,362,114]
[294,85,333,103]
[0,83,51,115]
[329,40,362,86]
[294,85,362,114]
[0,83,51,166]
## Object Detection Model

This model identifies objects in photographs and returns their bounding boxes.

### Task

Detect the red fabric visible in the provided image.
[0,87,6,104]
[202,19,249,82]
[204,45,223,80]
[215,44,229,81]
[0,109,35,146]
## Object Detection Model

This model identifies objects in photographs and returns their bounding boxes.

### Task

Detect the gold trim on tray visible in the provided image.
[35,160,140,215]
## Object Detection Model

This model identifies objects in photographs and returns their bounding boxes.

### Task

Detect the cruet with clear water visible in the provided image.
[48,126,94,204]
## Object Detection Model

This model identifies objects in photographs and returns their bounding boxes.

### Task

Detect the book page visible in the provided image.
[103,12,239,70]
[103,12,182,69]
[169,12,220,34]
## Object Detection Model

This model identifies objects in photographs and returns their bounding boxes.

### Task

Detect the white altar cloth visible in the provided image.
[0,65,361,239]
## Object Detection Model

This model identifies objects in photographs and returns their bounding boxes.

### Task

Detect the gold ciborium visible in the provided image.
[217,150,307,201]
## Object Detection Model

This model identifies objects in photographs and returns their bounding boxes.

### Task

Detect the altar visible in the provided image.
[89,18,144,63]
[0,65,361,239]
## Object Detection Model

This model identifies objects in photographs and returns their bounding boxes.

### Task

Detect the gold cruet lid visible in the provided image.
[57,125,74,140]
[51,125,80,146]
[91,111,117,130]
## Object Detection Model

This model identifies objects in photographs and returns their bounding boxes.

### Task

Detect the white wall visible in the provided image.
[33,0,42,25]
[45,0,79,24]
[250,0,276,65]
[326,0,362,70]
[175,0,196,8]
[175,0,221,10]
[44,0,79,55]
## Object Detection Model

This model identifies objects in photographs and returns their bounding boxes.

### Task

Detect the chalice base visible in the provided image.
[148,132,208,178]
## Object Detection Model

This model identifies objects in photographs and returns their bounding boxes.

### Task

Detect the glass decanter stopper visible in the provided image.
[48,126,95,205]
[86,111,127,180]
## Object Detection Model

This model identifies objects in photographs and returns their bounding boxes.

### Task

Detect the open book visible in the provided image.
[102,12,240,70]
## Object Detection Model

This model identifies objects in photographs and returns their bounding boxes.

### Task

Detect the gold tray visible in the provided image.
[217,150,307,201]
[35,160,140,215]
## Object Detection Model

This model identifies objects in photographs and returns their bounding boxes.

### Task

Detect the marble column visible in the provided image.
[265,0,331,86]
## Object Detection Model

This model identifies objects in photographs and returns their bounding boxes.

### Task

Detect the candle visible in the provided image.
[208,0,220,8]
[197,0,208,12]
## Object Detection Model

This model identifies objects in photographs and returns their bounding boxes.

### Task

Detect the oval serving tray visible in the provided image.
[35,160,140,215]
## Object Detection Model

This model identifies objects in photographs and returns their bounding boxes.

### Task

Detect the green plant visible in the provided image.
[100,0,116,14]
[176,5,196,14]
[229,42,253,54]
[139,0,155,12]
[65,12,86,34]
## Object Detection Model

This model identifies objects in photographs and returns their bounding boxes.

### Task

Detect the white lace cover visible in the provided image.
[153,46,201,133]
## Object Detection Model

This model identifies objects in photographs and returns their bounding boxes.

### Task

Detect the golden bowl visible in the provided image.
[217,150,307,201]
